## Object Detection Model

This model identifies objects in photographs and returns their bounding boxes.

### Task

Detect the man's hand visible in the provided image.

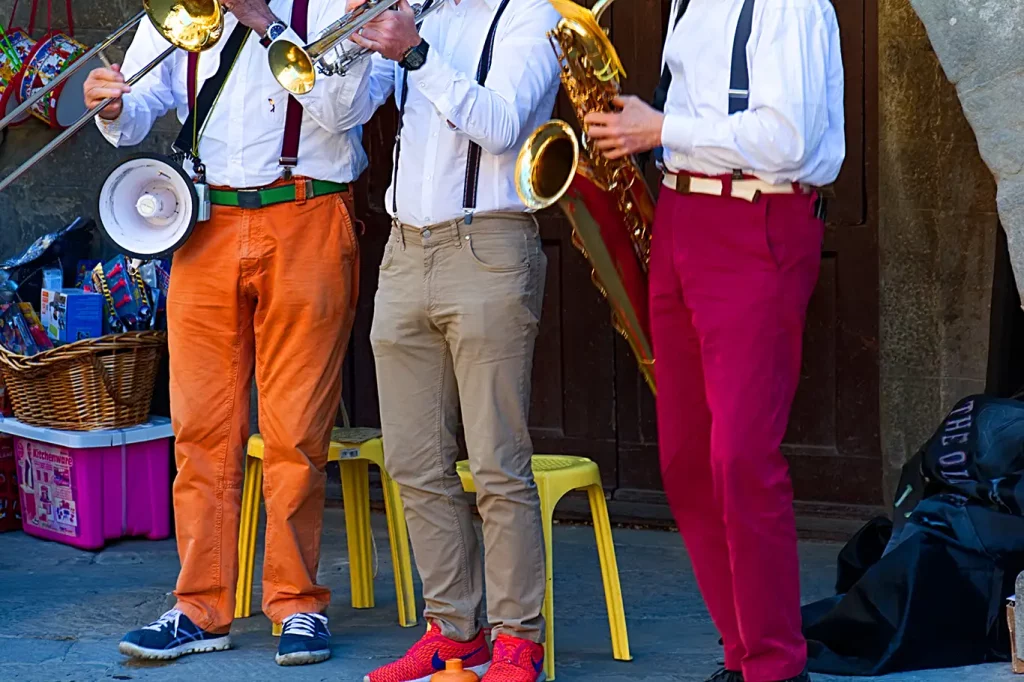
[349,0,421,63]
[221,0,278,36]
[83,65,130,120]
[584,95,664,160]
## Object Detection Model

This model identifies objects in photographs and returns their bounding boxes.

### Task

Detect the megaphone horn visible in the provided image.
[97,153,199,259]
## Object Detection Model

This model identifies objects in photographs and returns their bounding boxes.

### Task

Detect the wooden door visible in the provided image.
[345,0,882,513]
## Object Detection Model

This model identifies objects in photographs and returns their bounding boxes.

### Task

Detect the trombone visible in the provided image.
[0,0,225,192]
[269,0,442,95]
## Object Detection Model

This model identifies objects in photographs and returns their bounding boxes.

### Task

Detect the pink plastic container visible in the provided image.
[4,417,173,551]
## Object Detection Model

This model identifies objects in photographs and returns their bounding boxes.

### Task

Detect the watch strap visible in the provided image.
[260,21,287,48]
[399,39,428,70]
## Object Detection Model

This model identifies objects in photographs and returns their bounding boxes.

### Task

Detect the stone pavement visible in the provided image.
[0,508,1014,682]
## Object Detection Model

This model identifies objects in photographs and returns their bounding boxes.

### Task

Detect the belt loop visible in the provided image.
[295,178,311,205]
[454,219,463,248]
[399,224,406,250]
[721,175,733,198]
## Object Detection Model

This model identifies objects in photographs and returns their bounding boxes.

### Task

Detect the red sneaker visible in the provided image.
[481,634,545,682]
[363,622,491,682]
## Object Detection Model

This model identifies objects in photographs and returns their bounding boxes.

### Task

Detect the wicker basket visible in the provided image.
[0,331,166,431]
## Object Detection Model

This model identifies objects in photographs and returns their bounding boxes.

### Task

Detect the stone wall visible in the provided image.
[910,0,1024,302]
[879,0,998,501]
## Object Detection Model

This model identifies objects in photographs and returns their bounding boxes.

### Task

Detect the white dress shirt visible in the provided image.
[660,0,845,187]
[96,0,374,188]
[363,0,562,227]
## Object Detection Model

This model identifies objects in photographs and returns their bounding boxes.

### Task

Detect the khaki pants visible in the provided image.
[168,182,359,632]
[370,214,547,643]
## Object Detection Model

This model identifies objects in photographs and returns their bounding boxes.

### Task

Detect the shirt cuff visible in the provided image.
[409,52,458,121]
[661,114,696,156]
[95,102,128,146]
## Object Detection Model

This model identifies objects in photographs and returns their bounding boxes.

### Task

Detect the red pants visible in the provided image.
[650,185,823,682]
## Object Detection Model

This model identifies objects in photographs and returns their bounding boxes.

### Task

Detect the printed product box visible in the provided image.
[10,418,173,550]
[40,289,103,343]
[41,267,62,291]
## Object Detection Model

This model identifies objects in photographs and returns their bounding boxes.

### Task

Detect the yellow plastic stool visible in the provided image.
[455,455,631,680]
[235,430,418,635]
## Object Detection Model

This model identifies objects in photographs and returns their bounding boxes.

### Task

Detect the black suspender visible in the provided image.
[461,0,513,224]
[389,0,434,225]
[728,0,755,114]
[647,0,755,172]
[390,0,512,226]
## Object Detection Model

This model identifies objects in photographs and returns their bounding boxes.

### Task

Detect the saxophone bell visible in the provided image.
[515,120,580,211]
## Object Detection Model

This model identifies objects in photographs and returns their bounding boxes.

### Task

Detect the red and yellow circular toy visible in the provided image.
[13,29,94,129]
[0,27,37,127]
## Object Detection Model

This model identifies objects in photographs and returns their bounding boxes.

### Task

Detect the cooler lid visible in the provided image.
[0,416,173,447]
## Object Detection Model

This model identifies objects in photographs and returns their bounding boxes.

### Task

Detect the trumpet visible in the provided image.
[0,0,224,192]
[269,0,442,95]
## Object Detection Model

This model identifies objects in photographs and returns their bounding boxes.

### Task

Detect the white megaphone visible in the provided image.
[97,153,204,258]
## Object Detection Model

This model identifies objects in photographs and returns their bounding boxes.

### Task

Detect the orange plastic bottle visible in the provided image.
[430,659,480,682]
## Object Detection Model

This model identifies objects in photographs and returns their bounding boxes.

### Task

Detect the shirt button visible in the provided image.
[422,229,432,239]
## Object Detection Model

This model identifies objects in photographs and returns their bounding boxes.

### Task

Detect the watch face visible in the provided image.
[404,42,428,69]
[267,23,286,41]
[406,50,425,68]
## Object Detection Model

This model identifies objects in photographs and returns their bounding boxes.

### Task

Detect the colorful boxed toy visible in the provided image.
[41,289,103,343]
[8,417,173,550]
[0,303,40,355]
[41,267,61,291]
[75,259,100,288]
[18,302,52,352]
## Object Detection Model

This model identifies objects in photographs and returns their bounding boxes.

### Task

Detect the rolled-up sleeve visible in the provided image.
[409,3,560,156]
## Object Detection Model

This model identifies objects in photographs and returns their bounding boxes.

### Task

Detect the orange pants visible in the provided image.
[166,182,359,632]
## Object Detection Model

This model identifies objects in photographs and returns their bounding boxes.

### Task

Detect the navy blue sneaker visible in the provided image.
[119,609,231,660]
[276,612,331,666]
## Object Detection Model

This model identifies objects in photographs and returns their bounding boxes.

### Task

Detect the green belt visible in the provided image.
[209,180,348,209]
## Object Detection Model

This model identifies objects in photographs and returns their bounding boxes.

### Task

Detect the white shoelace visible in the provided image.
[281,613,329,638]
[142,609,182,633]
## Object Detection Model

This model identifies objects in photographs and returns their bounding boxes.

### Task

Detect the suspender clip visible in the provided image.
[463,209,474,226]
[279,156,298,180]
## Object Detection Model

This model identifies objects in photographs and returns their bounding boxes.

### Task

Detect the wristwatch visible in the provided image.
[260,21,287,48]
[399,39,430,71]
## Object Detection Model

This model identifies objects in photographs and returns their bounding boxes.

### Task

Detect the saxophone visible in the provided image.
[515,0,657,393]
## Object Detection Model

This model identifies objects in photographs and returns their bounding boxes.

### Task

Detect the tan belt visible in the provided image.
[661,172,812,203]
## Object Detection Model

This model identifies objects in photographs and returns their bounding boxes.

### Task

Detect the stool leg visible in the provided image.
[587,484,631,662]
[341,459,375,609]
[235,456,263,620]
[539,486,557,681]
[380,469,418,627]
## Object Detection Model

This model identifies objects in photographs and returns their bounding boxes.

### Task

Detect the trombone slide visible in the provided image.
[0,10,147,133]
[0,45,176,192]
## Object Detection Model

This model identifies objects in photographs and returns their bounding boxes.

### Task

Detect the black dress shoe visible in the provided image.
[706,669,744,682]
